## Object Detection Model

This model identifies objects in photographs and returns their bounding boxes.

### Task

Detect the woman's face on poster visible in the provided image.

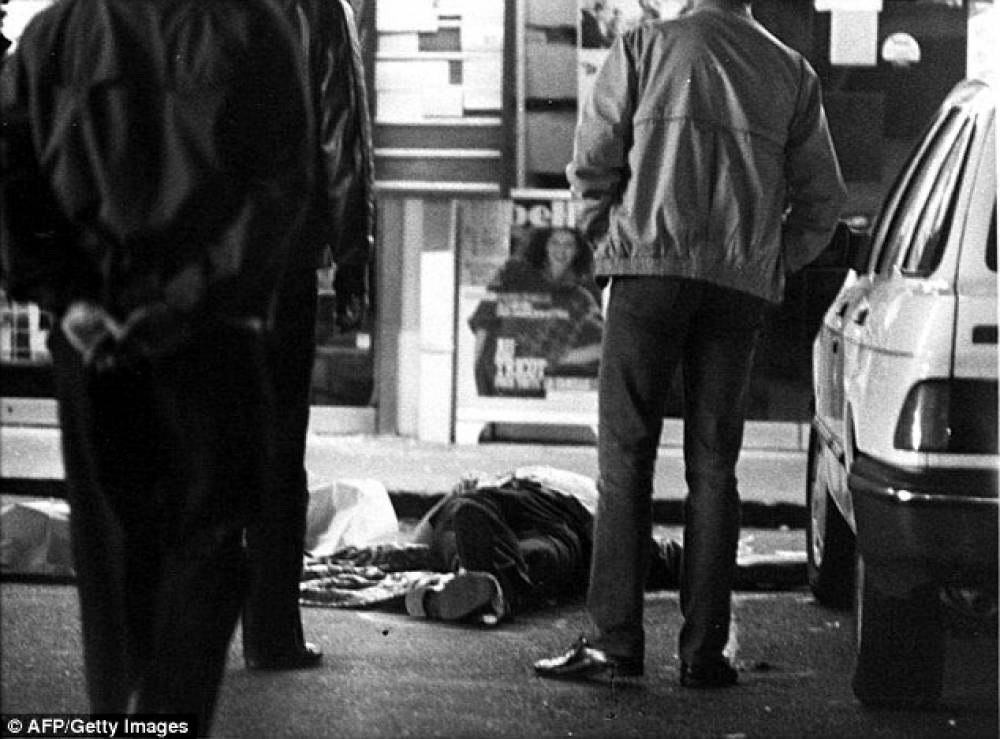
[546,229,578,281]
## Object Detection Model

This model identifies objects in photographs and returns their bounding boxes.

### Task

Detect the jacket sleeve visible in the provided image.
[314,0,375,267]
[0,47,95,314]
[781,60,847,274]
[566,34,637,249]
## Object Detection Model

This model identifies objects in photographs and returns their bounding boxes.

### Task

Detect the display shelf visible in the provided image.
[372,0,510,189]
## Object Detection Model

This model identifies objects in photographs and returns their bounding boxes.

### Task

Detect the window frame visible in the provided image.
[869,108,971,278]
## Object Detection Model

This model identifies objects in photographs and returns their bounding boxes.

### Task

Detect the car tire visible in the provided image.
[806,427,855,608]
[851,553,945,708]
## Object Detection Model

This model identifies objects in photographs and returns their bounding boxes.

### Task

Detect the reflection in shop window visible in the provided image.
[0,294,51,364]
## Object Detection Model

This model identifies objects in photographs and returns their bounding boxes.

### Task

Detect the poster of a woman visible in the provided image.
[454,192,604,442]
[469,226,602,398]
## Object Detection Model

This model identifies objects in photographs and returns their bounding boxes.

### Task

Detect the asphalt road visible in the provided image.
[2,583,996,739]
[2,435,996,737]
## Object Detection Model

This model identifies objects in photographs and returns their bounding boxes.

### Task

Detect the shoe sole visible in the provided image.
[433,572,501,621]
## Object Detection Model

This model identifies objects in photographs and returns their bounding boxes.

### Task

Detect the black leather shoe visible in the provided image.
[680,660,738,688]
[533,637,643,679]
[246,642,324,671]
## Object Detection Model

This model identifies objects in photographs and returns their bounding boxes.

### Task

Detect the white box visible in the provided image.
[376,59,451,90]
[829,11,879,66]
[378,32,420,55]
[376,0,438,32]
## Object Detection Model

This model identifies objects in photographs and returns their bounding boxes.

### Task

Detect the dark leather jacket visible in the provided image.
[282,0,375,271]
[0,0,314,323]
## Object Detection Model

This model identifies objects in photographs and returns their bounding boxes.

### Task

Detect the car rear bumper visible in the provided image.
[849,455,998,587]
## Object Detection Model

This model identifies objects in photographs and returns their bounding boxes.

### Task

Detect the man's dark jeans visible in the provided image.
[587,277,767,668]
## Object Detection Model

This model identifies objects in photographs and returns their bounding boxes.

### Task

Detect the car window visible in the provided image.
[901,118,975,275]
[872,109,968,276]
[987,203,997,273]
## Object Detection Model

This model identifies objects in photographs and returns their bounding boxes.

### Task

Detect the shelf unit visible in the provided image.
[370,0,513,192]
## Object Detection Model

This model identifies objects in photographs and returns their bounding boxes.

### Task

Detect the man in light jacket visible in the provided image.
[534,0,845,687]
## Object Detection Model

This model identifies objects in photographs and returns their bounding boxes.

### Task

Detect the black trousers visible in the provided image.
[588,277,766,666]
[51,323,272,733]
[242,267,317,658]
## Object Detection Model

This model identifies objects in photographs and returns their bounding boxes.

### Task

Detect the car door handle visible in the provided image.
[853,308,869,326]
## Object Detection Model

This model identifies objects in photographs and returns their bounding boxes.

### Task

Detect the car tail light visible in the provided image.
[894,379,999,453]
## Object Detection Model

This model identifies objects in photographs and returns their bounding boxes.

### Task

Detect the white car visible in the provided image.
[808,78,997,707]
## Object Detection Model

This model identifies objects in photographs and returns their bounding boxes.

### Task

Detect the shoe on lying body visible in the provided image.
[405,570,508,624]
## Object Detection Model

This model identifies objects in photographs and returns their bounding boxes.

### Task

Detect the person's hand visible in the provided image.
[333,264,368,333]
[61,301,123,370]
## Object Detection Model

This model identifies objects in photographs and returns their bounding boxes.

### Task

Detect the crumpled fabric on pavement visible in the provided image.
[299,542,445,609]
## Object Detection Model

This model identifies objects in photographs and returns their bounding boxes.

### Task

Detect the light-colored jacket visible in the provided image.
[569,2,847,303]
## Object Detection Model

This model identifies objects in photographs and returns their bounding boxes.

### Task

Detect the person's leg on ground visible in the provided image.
[452,495,532,600]
[519,534,585,605]
[678,285,766,687]
[407,495,525,622]
[481,477,593,606]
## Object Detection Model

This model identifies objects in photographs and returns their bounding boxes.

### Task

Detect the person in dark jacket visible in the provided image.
[240,0,375,671]
[0,0,313,731]
[534,0,845,688]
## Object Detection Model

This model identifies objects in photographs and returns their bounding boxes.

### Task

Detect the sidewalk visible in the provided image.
[2,432,809,589]
[0,429,809,527]
[304,434,808,527]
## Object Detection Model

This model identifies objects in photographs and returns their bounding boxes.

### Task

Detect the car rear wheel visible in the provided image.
[852,553,945,708]
[806,427,854,608]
